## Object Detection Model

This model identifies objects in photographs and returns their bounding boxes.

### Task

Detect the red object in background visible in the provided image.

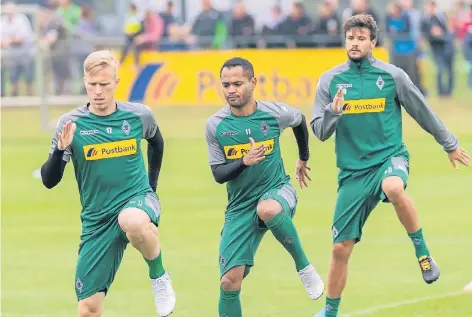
[453,10,472,39]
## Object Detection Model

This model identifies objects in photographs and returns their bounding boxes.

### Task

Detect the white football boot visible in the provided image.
[298,264,325,300]
[464,281,472,292]
[151,272,176,316]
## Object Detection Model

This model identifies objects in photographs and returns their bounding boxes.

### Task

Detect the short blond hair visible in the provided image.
[83,50,118,76]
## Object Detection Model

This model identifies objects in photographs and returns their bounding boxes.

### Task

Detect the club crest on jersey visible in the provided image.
[122,120,131,136]
[76,277,84,293]
[376,76,384,90]
[260,121,269,136]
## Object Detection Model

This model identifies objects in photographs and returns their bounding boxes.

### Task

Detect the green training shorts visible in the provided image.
[218,183,298,278]
[74,192,161,301]
[332,156,409,244]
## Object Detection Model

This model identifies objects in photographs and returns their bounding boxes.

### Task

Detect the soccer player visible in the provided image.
[40,50,176,317]
[205,57,325,317]
[311,14,471,317]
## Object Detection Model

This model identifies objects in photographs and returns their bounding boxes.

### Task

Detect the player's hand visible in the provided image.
[242,137,266,166]
[57,120,76,151]
[295,160,311,189]
[448,147,471,169]
[331,87,344,113]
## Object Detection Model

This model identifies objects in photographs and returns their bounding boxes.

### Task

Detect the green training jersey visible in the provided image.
[311,55,458,171]
[49,102,158,235]
[205,101,302,215]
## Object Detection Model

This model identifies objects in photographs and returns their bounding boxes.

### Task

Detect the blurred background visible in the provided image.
[2,1,472,316]
[1,0,471,106]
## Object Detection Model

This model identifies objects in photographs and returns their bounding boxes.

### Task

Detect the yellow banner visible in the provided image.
[116,48,389,107]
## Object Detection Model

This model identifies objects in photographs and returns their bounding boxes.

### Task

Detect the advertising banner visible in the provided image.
[116,48,389,107]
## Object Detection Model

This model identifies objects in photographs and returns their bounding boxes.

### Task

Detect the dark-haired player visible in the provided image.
[311,14,470,317]
[205,57,325,317]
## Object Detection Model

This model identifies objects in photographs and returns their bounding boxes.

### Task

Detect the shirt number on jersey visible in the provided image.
[245,128,251,135]
[106,127,112,134]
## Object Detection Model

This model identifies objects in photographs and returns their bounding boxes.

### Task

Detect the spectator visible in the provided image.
[342,0,382,45]
[46,0,59,10]
[191,0,227,49]
[342,0,380,23]
[1,1,35,96]
[451,0,470,40]
[462,4,472,88]
[160,1,176,39]
[260,5,285,48]
[56,0,81,35]
[316,1,342,47]
[38,9,70,95]
[386,1,422,94]
[399,0,427,95]
[229,1,255,48]
[279,2,313,48]
[119,3,143,66]
[422,0,456,97]
[132,9,164,64]
[72,6,97,92]
[159,1,192,51]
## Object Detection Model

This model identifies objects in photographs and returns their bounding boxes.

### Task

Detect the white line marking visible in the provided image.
[343,291,466,317]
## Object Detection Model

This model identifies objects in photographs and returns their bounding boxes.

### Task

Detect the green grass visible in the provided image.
[2,97,472,315]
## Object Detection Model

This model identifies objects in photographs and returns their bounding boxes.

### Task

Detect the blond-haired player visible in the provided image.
[40,50,176,317]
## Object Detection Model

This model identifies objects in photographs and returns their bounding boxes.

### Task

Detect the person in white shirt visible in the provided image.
[1,1,35,96]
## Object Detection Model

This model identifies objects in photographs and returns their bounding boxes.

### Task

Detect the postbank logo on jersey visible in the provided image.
[224,139,275,159]
[342,98,386,115]
[83,139,137,161]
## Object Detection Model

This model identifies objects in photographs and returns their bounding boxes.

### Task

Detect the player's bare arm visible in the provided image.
[311,76,343,142]
[395,70,470,169]
[210,137,266,184]
[146,124,164,192]
[40,119,76,189]
[292,114,311,189]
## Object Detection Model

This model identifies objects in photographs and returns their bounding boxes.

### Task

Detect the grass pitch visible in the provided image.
[2,90,472,316]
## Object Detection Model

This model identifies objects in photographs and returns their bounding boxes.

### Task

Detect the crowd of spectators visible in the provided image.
[1,0,471,97]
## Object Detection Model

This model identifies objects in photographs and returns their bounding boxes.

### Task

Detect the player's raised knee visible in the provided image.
[118,208,151,235]
[220,266,245,291]
[332,240,354,261]
[256,199,282,222]
[78,294,104,317]
[382,176,405,203]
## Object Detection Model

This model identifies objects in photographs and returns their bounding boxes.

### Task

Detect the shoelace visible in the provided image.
[419,256,431,271]
[152,278,170,302]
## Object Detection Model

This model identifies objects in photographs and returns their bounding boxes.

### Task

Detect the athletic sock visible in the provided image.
[325,297,341,317]
[408,228,431,258]
[146,251,165,279]
[264,211,310,271]
[218,288,241,317]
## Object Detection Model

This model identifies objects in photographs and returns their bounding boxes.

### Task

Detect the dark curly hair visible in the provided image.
[343,14,378,41]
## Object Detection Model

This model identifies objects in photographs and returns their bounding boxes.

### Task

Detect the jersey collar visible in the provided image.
[348,54,376,73]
